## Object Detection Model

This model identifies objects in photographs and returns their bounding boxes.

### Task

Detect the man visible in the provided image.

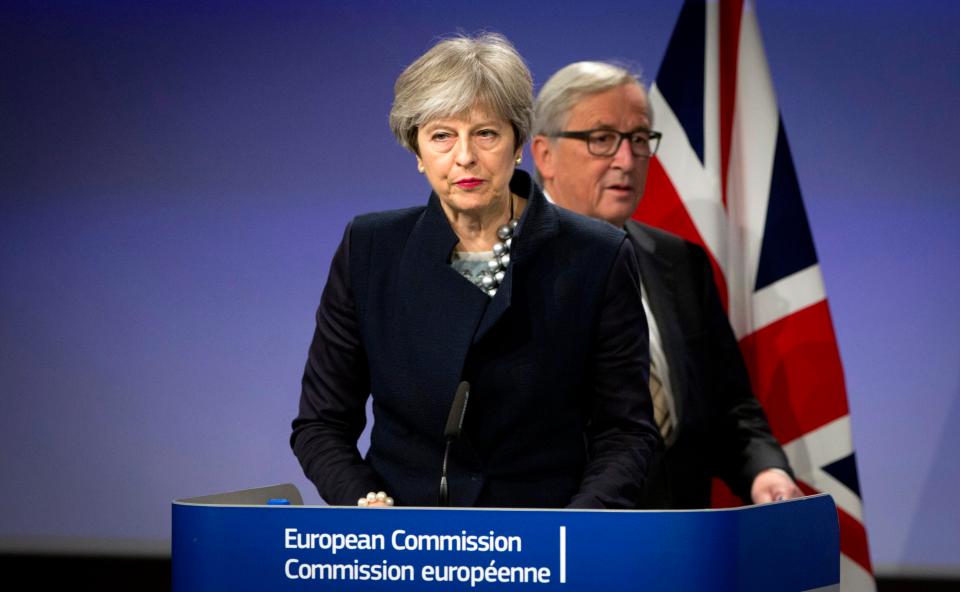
[531,61,801,507]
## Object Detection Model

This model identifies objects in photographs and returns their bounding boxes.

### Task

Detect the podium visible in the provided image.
[173,484,839,591]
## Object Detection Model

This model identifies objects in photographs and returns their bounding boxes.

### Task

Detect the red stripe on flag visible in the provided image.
[635,157,729,310]
[797,480,873,573]
[710,477,743,508]
[838,505,874,574]
[739,300,849,444]
[719,0,744,208]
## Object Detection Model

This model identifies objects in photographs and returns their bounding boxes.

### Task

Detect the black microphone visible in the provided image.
[439,381,470,507]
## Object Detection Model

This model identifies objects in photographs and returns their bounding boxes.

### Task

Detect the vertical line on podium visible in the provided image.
[559,526,567,583]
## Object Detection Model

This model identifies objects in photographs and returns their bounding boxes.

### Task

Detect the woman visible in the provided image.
[291,33,658,509]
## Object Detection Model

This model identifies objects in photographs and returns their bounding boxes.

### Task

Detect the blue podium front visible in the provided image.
[172,485,838,591]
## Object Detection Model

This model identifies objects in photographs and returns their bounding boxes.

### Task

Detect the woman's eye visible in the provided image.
[432,132,451,142]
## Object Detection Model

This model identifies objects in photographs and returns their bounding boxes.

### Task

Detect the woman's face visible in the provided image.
[416,105,520,218]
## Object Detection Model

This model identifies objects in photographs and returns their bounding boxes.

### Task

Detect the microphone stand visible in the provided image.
[439,381,470,507]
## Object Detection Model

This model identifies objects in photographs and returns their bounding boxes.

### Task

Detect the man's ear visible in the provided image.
[530,135,555,182]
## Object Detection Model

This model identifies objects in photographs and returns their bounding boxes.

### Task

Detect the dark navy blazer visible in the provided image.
[292,171,658,509]
[627,221,792,508]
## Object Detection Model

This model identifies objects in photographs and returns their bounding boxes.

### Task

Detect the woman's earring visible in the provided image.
[417,164,425,174]
[515,155,522,165]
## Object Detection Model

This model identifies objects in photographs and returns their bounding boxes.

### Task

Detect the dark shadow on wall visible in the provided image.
[0,555,170,591]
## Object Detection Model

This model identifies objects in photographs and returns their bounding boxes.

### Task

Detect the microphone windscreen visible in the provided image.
[444,381,470,439]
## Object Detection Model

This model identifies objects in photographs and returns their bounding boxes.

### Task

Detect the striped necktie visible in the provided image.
[650,359,672,442]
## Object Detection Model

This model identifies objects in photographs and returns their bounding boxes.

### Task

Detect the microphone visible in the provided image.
[439,381,470,507]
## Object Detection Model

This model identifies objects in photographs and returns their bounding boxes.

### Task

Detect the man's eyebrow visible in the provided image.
[584,124,652,132]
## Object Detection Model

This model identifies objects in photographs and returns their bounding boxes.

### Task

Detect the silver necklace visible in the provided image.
[460,195,518,297]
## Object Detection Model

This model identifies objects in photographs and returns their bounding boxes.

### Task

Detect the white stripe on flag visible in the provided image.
[749,264,827,335]
[783,416,863,521]
[648,83,727,271]
[783,416,853,472]
[725,1,779,338]
[703,1,721,187]
[841,555,877,592]
[806,465,864,524]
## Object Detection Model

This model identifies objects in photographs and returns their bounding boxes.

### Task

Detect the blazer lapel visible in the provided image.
[397,195,490,416]
[473,171,559,343]
[627,221,688,430]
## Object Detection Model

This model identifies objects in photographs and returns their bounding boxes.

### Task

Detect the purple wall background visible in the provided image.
[1,1,958,576]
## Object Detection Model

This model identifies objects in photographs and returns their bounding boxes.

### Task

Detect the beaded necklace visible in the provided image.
[455,195,518,297]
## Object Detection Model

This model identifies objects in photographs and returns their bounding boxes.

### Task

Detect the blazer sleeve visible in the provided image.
[693,244,793,501]
[568,238,660,509]
[290,222,384,504]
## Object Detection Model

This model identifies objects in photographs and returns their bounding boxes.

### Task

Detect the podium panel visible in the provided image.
[172,485,838,591]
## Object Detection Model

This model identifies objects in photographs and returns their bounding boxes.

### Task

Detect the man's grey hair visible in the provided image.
[390,33,533,155]
[532,61,648,138]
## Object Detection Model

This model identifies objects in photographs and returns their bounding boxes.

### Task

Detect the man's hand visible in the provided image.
[750,468,802,504]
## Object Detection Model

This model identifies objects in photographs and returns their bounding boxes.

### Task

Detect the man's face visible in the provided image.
[533,83,651,228]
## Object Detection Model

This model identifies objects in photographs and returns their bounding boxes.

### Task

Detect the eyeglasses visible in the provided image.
[552,128,662,158]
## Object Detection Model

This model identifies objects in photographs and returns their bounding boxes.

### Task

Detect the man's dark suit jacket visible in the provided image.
[291,172,659,509]
[627,220,792,508]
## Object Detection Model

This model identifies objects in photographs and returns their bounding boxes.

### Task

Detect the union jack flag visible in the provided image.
[636,1,875,589]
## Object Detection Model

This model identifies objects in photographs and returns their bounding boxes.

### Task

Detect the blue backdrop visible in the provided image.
[1,0,958,578]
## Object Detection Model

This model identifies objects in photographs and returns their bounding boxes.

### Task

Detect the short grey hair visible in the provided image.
[532,61,647,138]
[390,33,533,155]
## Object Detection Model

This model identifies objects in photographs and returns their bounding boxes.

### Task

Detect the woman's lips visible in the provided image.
[455,178,484,189]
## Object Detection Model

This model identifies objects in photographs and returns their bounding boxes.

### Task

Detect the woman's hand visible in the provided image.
[357,491,395,508]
